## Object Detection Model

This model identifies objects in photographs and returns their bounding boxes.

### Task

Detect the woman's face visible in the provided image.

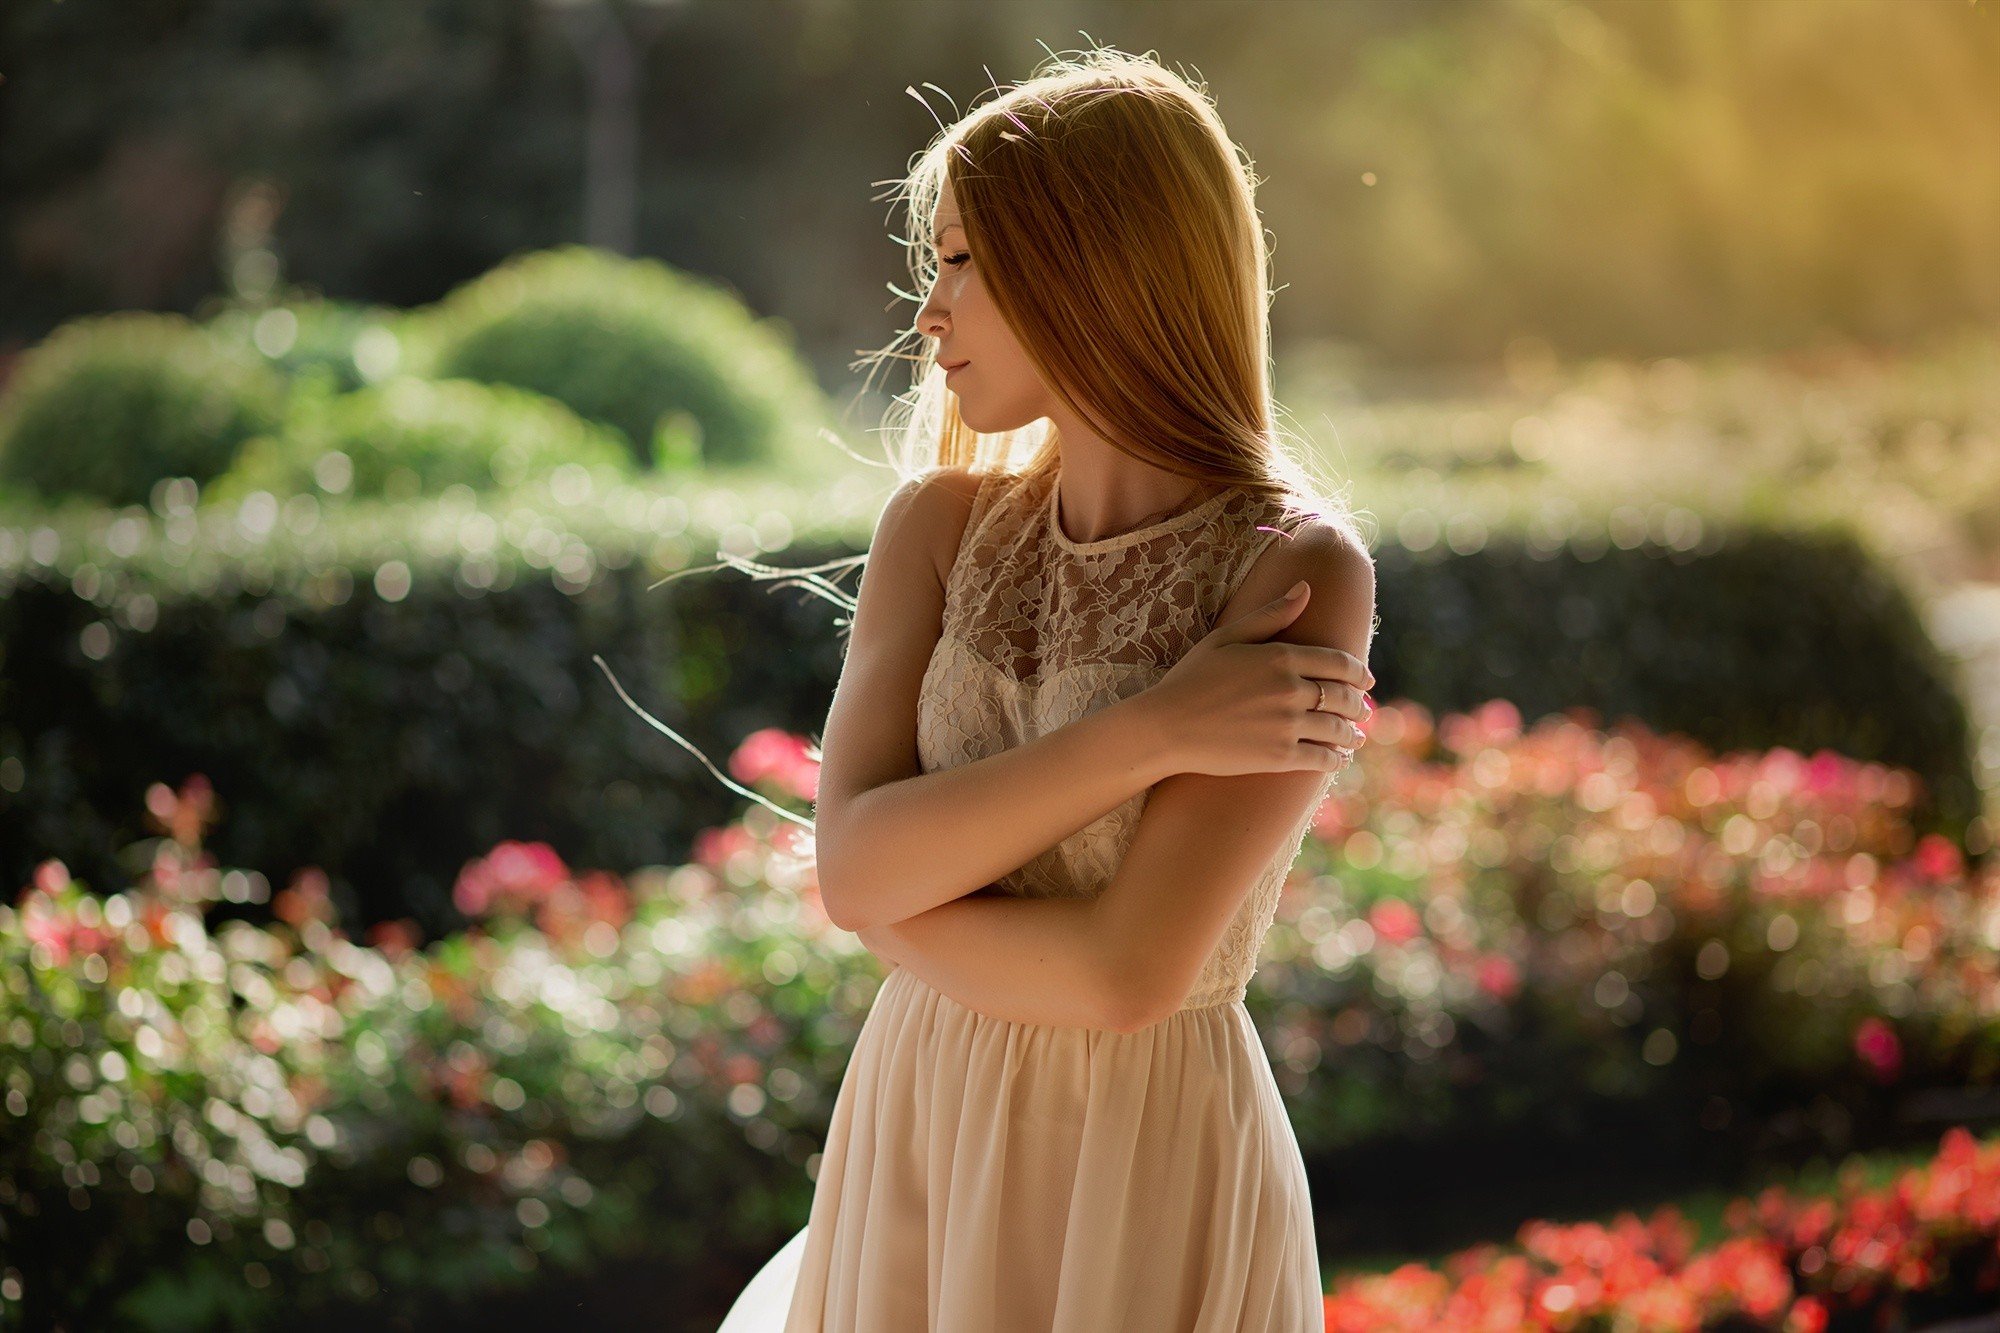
[917,179,1050,433]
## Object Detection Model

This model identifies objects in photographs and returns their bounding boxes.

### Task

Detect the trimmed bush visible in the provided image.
[403,245,829,472]
[204,376,638,504]
[202,295,410,396]
[0,312,286,506]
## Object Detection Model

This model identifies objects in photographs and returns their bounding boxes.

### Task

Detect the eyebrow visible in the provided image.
[928,222,964,249]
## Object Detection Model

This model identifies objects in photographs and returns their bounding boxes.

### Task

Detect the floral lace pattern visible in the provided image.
[915,466,1337,1011]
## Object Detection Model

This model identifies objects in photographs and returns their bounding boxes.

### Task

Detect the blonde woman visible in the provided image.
[719,46,1378,1333]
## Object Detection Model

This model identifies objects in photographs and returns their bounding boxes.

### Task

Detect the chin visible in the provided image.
[955,395,1037,435]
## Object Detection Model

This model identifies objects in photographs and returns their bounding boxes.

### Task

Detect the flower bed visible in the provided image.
[1,772,856,1330]
[3,704,1995,1328]
[1321,1124,2000,1332]
[1252,699,2000,1161]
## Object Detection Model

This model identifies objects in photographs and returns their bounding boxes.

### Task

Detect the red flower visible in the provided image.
[453,840,569,918]
[729,727,820,802]
[1910,833,1963,883]
[1369,898,1423,947]
[1475,952,1521,1002]
[367,917,423,960]
[274,867,337,928]
[1852,1016,1903,1083]
[1787,1295,1830,1333]
[691,824,754,870]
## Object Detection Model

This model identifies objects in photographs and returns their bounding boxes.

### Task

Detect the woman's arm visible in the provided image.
[813,470,1177,934]
[866,891,1131,1031]
[864,528,1375,1035]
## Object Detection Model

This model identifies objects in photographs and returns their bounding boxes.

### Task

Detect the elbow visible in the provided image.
[811,797,879,934]
[812,801,882,934]
[1098,955,1172,1035]
[813,827,865,934]
[816,863,870,934]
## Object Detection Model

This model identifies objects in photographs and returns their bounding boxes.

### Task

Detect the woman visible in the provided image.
[719,46,1378,1332]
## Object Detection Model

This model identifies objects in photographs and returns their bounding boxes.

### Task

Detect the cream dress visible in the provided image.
[718,466,1334,1332]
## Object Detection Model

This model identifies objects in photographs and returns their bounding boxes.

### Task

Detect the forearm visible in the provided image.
[817,693,1175,933]
[871,891,1131,1031]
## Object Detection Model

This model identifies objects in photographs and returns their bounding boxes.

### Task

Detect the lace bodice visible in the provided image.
[915,465,1337,1012]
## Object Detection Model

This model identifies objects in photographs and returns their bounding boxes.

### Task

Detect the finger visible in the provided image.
[1212,581,1311,644]
[1281,644,1375,691]
[1303,710,1367,751]
[1306,679,1370,724]
[1293,739,1356,771]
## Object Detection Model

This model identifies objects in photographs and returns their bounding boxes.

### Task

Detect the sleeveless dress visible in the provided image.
[718,465,1335,1333]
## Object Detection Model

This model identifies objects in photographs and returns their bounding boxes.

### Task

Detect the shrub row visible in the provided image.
[0,473,1982,932]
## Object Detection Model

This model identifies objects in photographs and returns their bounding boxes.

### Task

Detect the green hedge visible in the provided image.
[401,246,832,473]
[0,313,286,507]
[205,376,638,504]
[202,296,408,397]
[0,477,1981,939]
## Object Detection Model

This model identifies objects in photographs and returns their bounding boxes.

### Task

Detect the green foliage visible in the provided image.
[5,714,1998,1327]
[0,468,1981,939]
[1257,696,1997,1161]
[0,313,286,506]
[405,245,830,472]
[1,793,847,1330]
[1366,523,1983,840]
[1284,325,2000,579]
[0,473,862,940]
[203,296,410,395]
[205,375,638,504]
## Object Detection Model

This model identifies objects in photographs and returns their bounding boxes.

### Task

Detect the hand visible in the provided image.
[1133,581,1374,779]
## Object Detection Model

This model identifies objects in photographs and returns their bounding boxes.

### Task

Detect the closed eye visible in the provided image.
[941,252,970,269]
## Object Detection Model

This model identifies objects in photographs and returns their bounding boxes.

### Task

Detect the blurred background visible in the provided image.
[4,1,2000,1330]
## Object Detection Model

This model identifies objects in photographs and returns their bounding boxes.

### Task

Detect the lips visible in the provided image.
[939,359,970,371]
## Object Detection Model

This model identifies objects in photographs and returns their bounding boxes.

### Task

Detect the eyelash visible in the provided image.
[940,252,970,269]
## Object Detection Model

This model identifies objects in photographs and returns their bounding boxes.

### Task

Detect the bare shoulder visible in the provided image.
[876,465,986,589]
[1219,509,1378,666]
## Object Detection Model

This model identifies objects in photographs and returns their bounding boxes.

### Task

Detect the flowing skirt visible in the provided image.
[716,964,1323,1332]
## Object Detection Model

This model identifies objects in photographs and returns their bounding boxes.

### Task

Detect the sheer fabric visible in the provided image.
[718,466,1333,1331]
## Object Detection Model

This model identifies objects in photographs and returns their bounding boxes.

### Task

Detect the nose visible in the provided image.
[918,277,949,338]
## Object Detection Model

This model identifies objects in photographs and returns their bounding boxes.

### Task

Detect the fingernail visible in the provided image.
[1361,695,1374,715]
[1287,580,1307,598]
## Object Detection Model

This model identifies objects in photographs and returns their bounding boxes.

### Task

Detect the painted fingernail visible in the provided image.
[1361,695,1374,715]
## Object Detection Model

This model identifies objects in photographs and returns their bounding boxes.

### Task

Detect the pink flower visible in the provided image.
[1910,833,1962,883]
[366,918,423,960]
[1475,953,1521,1002]
[274,867,336,928]
[1853,1016,1903,1083]
[1369,898,1423,947]
[453,840,569,919]
[691,824,754,870]
[729,728,820,802]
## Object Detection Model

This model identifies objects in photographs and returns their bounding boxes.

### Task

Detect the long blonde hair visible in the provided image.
[859,43,1361,544]
[622,45,1365,834]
